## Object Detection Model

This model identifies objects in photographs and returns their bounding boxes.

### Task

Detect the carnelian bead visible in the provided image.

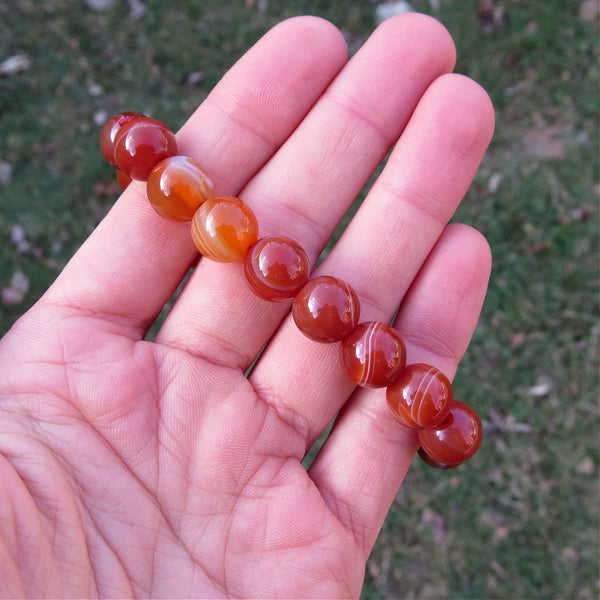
[147,156,213,221]
[191,196,258,262]
[100,111,144,167]
[244,236,310,302]
[116,169,132,190]
[418,400,483,469]
[387,364,453,429]
[114,116,178,181]
[341,321,407,388]
[292,276,360,342]
[417,448,452,469]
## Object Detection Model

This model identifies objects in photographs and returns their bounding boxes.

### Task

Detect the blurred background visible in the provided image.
[0,0,598,598]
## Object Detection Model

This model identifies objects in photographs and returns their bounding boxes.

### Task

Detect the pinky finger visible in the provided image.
[308,223,491,557]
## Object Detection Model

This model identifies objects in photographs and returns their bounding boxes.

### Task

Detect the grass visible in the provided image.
[1,0,598,598]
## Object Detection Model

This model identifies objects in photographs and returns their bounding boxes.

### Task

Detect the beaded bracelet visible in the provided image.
[100,112,483,469]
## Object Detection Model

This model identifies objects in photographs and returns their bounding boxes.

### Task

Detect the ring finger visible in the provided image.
[250,72,495,447]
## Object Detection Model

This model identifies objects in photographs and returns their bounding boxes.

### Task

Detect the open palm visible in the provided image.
[0,14,494,598]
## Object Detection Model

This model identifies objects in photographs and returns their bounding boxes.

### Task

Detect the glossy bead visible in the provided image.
[418,400,483,469]
[191,196,258,262]
[292,276,360,342]
[100,111,144,167]
[341,321,407,388]
[116,169,132,190]
[244,236,310,302]
[387,364,453,429]
[417,447,453,469]
[114,116,178,181]
[147,156,214,221]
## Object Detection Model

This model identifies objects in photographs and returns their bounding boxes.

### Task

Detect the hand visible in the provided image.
[0,14,493,598]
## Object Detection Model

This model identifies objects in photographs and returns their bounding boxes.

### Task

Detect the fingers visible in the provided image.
[40,17,348,337]
[154,13,456,368]
[250,73,495,446]
[309,224,492,556]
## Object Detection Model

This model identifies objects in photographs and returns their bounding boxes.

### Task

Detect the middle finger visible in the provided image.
[156,14,456,368]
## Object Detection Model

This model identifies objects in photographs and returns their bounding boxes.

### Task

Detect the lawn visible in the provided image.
[1,0,598,598]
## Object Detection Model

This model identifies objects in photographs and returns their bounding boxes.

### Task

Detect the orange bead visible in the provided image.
[418,401,483,469]
[341,321,406,388]
[114,116,178,181]
[292,276,360,342]
[147,156,214,221]
[116,169,132,190]
[100,111,144,167]
[387,364,453,429]
[244,236,310,302]
[191,196,258,262]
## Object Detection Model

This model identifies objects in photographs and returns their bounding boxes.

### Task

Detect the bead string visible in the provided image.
[100,112,483,469]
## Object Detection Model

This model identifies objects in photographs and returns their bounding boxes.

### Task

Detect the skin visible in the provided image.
[0,14,494,599]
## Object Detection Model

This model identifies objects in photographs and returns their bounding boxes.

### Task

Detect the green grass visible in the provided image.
[1,1,598,598]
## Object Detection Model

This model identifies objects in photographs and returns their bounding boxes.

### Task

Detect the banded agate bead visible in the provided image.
[148,156,214,221]
[386,364,452,429]
[114,116,178,181]
[418,400,483,469]
[292,276,360,342]
[244,236,310,302]
[100,111,143,167]
[341,321,406,388]
[116,170,132,190]
[191,196,258,262]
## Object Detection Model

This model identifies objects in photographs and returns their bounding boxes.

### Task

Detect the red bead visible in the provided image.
[244,236,310,302]
[114,117,178,181]
[292,276,360,342]
[116,169,132,190]
[147,156,214,221]
[416,448,452,469]
[387,364,453,429]
[192,196,259,262]
[100,111,144,167]
[341,321,407,388]
[418,400,483,469]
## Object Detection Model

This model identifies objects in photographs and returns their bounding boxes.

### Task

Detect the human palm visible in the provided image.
[0,14,494,599]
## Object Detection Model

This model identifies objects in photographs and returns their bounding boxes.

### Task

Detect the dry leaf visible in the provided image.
[580,0,600,22]
[421,508,446,543]
[521,126,566,159]
[375,1,415,26]
[10,224,30,252]
[488,408,533,433]
[86,0,116,10]
[523,241,552,256]
[528,375,554,398]
[576,457,595,474]
[0,160,13,184]
[128,0,147,20]
[510,331,527,349]
[94,179,121,196]
[0,54,31,76]
[477,0,508,34]
[2,271,30,305]
[186,71,205,87]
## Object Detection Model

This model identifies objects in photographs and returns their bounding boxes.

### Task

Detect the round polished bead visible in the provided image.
[341,321,407,388]
[292,276,360,342]
[387,364,453,429]
[244,236,310,302]
[114,116,178,181]
[100,111,144,167]
[191,196,258,262]
[418,400,483,469]
[147,156,214,221]
[116,169,132,190]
